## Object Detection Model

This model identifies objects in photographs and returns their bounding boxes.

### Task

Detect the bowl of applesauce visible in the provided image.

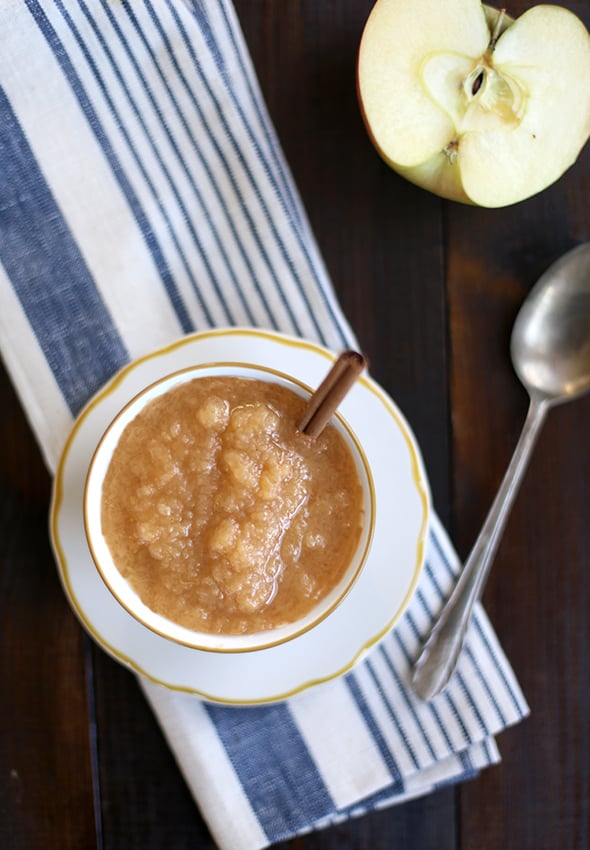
[84,362,375,652]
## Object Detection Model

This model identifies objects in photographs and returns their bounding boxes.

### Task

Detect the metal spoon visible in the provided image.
[412,242,590,701]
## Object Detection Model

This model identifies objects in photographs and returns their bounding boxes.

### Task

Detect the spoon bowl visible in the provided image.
[511,243,590,402]
[412,242,590,701]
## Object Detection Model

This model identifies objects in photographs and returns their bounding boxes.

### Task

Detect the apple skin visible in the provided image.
[357,2,590,207]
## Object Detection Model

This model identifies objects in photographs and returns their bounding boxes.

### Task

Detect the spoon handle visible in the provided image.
[411,395,548,701]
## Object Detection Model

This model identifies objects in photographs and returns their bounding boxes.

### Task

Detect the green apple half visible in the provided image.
[357,0,590,207]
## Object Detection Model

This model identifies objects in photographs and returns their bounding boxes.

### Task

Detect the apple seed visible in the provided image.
[471,70,485,96]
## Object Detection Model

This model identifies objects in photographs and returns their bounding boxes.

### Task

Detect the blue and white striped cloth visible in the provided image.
[0,2,528,848]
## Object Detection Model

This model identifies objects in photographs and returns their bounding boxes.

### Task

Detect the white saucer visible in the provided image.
[50,328,430,704]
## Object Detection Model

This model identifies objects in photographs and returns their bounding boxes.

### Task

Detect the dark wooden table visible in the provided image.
[2,2,590,848]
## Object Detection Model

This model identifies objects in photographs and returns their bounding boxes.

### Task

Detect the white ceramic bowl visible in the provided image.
[84,362,376,653]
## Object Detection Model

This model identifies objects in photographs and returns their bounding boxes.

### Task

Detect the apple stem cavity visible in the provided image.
[489,8,507,52]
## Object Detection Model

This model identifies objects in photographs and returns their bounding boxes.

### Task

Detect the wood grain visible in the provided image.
[0,371,97,849]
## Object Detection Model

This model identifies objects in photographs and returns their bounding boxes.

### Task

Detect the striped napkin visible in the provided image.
[0,2,528,848]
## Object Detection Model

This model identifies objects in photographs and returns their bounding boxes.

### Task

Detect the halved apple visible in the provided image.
[357,0,590,207]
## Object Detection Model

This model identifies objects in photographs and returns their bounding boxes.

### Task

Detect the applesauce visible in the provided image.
[101,376,365,635]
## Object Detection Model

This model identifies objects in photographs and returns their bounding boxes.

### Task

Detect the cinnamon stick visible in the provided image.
[297,350,366,438]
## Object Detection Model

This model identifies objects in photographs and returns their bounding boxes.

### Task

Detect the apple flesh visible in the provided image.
[357,0,590,207]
